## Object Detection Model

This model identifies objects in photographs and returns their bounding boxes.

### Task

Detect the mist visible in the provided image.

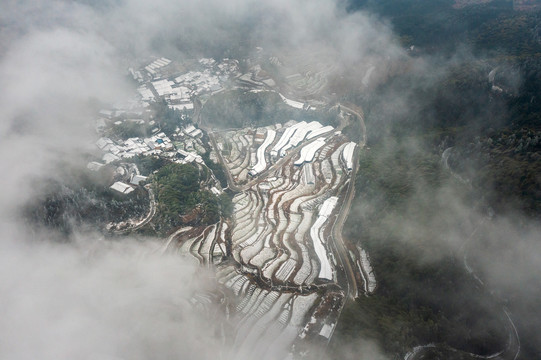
[0,0,403,359]
[0,235,228,360]
[1,0,540,359]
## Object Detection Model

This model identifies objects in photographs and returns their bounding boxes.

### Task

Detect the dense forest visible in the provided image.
[151,163,231,234]
[201,89,341,129]
[330,140,507,358]
[26,165,150,236]
[344,0,541,217]
[332,1,541,359]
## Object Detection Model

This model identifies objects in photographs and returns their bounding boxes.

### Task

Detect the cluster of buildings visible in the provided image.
[106,164,148,195]
[91,122,208,166]
[94,132,175,164]
[89,139,207,196]
[88,120,208,197]
[133,57,240,111]
[129,57,173,81]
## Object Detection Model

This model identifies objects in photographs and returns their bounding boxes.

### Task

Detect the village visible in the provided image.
[84,54,373,358]
[87,56,238,197]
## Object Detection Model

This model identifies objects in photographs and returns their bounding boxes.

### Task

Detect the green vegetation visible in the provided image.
[27,165,150,236]
[201,151,228,188]
[348,0,541,135]
[150,99,190,135]
[201,89,340,129]
[152,163,231,233]
[449,128,541,216]
[350,27,541,218]
[201,89,284,128]
[347,0,517,54]
[133,155,168,176]
[331,140,507,358]
[357,60,508,145]
[347,0,541,133]
[341,114,364,143]
[109,121,147,140]
[473,12,541,57]
[338,2,541,358]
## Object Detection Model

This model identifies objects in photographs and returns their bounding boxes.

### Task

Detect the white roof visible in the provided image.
[145,66,156,75]
[271,121,305,156]
[130,175,148,185]
[342,142,357,170]
[303,163,315,184]
[184,125,196,134]
[110,182,135,194]
[169,103,194,110]
[137,86,155,101]
[184,154,197,163]
[151,79,177,96]
[102,153,120,164]
[250,130,276,176]
[294,138,326,165]
[99,109,113,117]
[96,137,113,149]
[319,196,339,217]
[289,121,322,147]
[319,323,334,338]
[146,58,171,71]
[310,214,333,280]
[87,162,104,171]
[307,125,334,140]
[279,93,304,109]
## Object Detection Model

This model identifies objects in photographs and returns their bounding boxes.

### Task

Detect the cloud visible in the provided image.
[0,1,408,358]
[0,235,228,360]
[0,19,132,213]
[3,0,539,359]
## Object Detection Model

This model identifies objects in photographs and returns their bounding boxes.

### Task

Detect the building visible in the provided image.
[130,174,148,185]
[249,130,276,176]
[102,153,120,164]
[110,182,135,195]
[96,137,114,150]
[319,323,335,339]
[144,57,171,77]
[183,125,203,138]
[309,196,339,281]
[294,138,326,165]
[303,163,315,185]
[306,125,334,140]
[341,142,357,171]
[87,161,104,171]
[288,121,322,148]
[271,122,302,157]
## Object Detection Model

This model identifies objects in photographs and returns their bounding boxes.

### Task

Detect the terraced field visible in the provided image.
[168,120,372,357]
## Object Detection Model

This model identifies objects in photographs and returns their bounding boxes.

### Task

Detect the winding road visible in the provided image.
[406,153,522,360]
[111,185,156,234]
